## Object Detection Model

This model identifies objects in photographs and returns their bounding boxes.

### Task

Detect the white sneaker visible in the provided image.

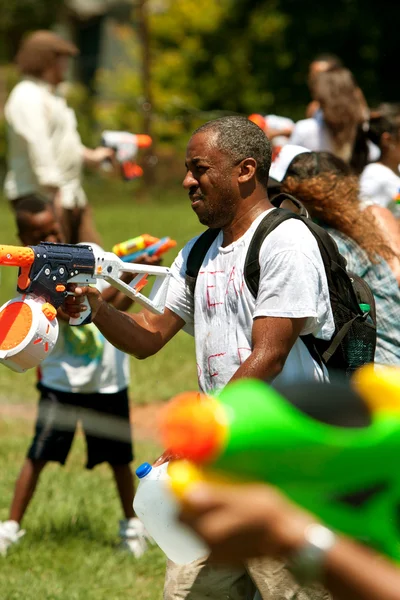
[0,521,25,556]
[118,518,151,558]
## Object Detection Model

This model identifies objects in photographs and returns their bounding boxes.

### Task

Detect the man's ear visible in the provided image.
[238,158,257,184]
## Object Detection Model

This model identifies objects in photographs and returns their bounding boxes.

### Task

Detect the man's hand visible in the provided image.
[179,482,315,565]
[64,284,104,321]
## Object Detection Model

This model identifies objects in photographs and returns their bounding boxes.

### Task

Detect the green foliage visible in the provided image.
[96,0,400,137]
[0,0,58,32]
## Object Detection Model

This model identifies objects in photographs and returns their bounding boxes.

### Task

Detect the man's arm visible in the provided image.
[229,316,307,383]
[65,285,185,358]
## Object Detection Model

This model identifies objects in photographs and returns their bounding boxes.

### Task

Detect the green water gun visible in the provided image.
[159,365,400,560]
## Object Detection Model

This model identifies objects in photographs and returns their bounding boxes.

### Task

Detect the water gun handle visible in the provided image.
[68,300,92,327]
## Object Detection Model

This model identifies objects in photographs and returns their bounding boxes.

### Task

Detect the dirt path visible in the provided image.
[0,401,163,442]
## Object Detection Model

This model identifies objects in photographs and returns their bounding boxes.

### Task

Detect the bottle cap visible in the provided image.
[135,462,152,479]
[359,303,370,313]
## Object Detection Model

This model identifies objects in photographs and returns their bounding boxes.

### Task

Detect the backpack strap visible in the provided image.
[271,192,310,218]
[185,228,221,295]
[245,208,304,297]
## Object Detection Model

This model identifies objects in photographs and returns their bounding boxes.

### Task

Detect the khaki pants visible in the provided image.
[164,557,332,600]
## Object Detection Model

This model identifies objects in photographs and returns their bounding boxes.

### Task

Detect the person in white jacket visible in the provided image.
[4,30,114,244]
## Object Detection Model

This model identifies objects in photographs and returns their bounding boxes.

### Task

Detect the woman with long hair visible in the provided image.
[290,68,369,164]
[280,151,400,366]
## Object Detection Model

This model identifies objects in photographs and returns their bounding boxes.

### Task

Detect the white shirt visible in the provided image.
[4,78,87,209]
[359,162,400,210]
[166,210,334,394]
[290,111,380,162]
[290,114,334,154]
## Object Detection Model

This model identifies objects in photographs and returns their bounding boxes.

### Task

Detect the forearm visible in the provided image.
[82,147,97,168]
[229,347,285,383]
[92,301,162,358]
[322,537,400,600]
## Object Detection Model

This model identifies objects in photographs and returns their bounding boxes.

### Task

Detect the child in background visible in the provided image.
[0,196,153,557]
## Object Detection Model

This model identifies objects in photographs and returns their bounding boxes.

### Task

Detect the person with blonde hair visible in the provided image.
[4,30,114,244]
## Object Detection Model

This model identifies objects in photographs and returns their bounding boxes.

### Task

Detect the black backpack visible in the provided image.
[185,193,377,377]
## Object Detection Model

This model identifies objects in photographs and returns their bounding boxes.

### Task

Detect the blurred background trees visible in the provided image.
[0,0,398,183]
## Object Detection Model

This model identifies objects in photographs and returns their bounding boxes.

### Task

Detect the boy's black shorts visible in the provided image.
[27,384,134,469]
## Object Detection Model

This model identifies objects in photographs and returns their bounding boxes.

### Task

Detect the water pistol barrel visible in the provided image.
[0,245,35,267]
[135,134,153,148]
[248,114,267,131]
[112,234,159,258]
[0,245,35,290]
[121,237,177,263]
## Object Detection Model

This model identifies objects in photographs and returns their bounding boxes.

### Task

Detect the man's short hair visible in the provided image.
[16,30,78,77]
[16,195,50,234]
[194,116,272,188]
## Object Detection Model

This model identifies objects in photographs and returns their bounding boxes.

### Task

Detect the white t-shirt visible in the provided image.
[359,162,400,210]
[290,114,334,153]
[290,111,380,162]
[166,210,334,394]
[4,78,87,209]
[39,245,129,394]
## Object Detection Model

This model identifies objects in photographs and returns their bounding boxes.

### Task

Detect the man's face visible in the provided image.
[183,131,238,228]
[50,54,70,85]
[19,210,63,246]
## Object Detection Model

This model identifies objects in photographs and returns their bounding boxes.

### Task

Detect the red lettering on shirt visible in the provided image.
[205,271,225,307]
[237,347,252,364]
[208,352,226,378]
[226,266,238,296]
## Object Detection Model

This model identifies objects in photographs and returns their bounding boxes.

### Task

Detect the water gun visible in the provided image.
[112,235,177,263]
[159,365,400,561]
[248,114,294,136]
[0,242,171,373]
[101,131,152,181]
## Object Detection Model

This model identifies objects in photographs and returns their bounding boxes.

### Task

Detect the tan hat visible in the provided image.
[16,30,78,76]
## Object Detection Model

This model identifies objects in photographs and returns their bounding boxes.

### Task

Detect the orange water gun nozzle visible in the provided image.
[0,245,35,289]
[248,114,267,132]
[153,238,177,257]
[158,392,228,464]
[136,134,153,149]
[0,245,35,267]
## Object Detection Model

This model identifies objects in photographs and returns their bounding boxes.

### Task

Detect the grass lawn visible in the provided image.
[0,177,202,598]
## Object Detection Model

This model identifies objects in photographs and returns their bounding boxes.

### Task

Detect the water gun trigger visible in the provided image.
[18,266,32,290]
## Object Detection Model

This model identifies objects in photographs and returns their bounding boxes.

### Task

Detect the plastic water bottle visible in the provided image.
[133,462,209,564]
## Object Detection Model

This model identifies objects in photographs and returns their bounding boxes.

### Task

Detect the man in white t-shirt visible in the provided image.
[65,116,333,600]
[0,198,151,559]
